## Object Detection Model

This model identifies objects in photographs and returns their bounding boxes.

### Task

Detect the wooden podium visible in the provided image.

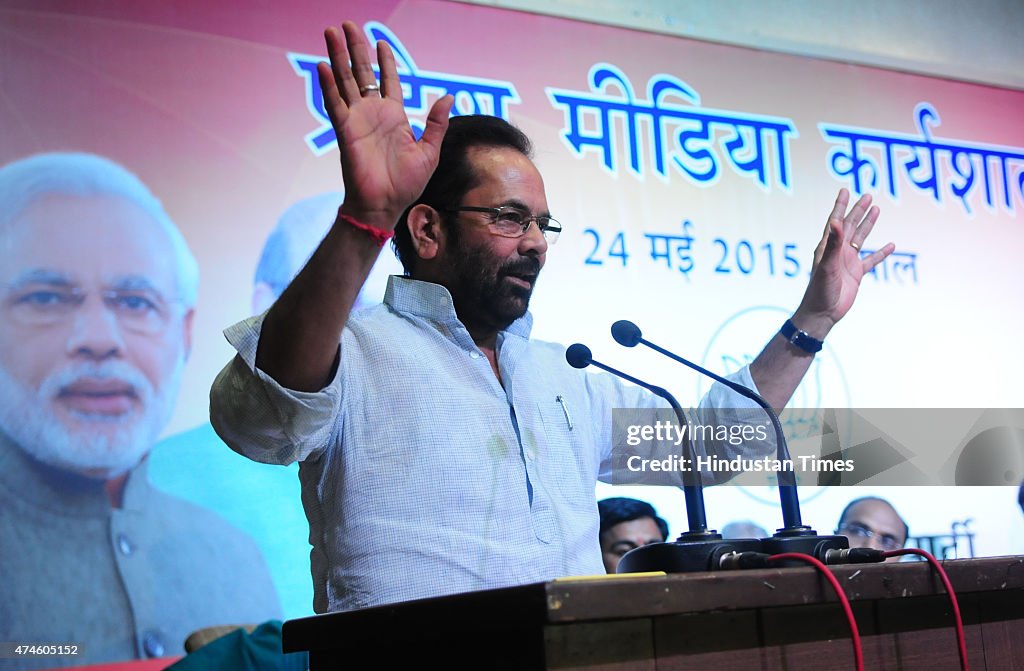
[283,556,1024,669]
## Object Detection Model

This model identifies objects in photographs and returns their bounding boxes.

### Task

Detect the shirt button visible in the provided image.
[469,351,482,359]
[142,631,165,658]
[117,534,133,556]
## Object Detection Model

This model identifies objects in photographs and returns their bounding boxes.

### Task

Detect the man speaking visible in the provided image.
[210,22,893,614]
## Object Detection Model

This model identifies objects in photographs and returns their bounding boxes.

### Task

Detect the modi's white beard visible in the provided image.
[0,357,184,478]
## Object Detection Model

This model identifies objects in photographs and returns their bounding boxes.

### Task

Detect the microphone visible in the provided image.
[566,343,763,573]
[564,343,593,369]
[610,320,849,561]
[567,343,709,531]
[610,320,642,347]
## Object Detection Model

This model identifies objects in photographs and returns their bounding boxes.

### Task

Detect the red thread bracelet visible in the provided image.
[338,212,394,247]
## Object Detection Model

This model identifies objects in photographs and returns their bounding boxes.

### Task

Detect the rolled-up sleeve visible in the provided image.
[209,313,342,465]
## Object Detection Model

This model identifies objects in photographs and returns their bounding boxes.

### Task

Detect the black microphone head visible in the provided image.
[565,343,593,369]
[611,320,642,347]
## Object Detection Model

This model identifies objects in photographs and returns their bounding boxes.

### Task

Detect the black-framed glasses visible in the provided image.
[837,522,904,551]
[441,206,562,244]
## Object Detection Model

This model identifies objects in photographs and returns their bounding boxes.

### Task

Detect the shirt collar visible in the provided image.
[383,275,534,339]
[0,430,149,515]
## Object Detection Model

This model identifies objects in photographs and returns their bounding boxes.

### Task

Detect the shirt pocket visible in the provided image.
[531,394,597,486]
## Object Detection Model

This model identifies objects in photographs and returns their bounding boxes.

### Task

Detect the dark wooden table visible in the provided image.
[284,555,1024,669]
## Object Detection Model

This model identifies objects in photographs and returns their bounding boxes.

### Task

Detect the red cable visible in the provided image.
[767,553,863,671]
[884,548,969,671]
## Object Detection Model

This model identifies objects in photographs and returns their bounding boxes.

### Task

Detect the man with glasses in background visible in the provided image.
[836,496,909,561]
[0,153,279,668]
[210,22,893,613]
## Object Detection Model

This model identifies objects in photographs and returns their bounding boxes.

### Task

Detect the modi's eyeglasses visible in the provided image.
[7,283,179,335]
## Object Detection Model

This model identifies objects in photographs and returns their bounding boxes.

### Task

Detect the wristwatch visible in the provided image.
[779,319,823,354]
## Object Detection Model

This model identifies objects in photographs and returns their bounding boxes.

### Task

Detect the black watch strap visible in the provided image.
[779,319,823,354]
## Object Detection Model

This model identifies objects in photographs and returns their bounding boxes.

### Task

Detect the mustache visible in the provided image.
[499,256,542,278]
[38,361,154,405]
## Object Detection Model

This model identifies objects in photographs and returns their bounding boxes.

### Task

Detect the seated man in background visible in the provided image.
[598,497,669,573]
[720,519,768,540]
[836,496,908,561]
[0,152,280,668]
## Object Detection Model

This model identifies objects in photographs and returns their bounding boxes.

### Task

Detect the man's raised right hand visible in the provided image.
[317,21,453,230]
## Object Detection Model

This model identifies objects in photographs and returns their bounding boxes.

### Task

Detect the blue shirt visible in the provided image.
[210,276,763,612]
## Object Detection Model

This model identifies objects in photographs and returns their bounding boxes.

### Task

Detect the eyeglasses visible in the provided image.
[6,285,180,335]
[837,522,904,551]
[442,206,562,244]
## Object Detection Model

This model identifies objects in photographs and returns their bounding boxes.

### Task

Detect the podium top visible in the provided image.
[283,555,1024,653]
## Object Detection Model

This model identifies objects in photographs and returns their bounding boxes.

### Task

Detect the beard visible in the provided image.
[0,357,183,479]
[446,232,542,333]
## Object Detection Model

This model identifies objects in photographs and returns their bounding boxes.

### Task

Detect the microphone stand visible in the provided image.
[566,344,761,573]
[608,320,849,564]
